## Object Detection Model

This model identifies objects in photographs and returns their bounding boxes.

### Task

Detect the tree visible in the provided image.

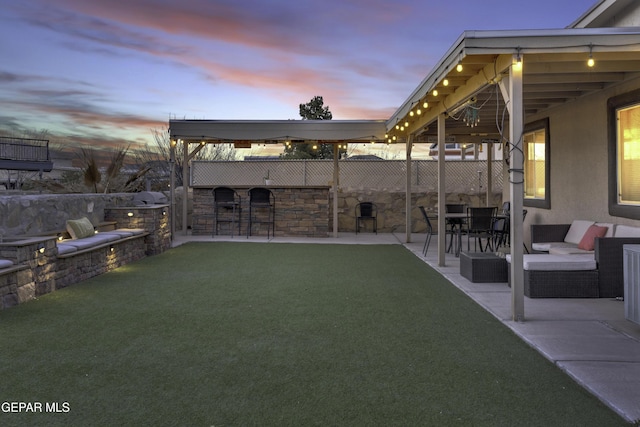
[132,127,238,190]
[282,96,344,159]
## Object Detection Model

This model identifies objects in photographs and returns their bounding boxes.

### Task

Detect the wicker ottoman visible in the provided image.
[460,252,508,283]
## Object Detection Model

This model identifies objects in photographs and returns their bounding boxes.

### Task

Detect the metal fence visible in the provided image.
[192,159,504,194]
[0,137,50,161]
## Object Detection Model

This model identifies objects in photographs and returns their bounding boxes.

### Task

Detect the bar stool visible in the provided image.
[247,187,275,238]
[213,187,241,237]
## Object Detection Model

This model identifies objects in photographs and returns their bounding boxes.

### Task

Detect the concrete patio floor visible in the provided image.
[172,231,640,423]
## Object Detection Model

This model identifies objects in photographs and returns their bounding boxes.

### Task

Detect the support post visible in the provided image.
[437,114,447,266]
[406,134,414,243]
[509,55,525,322]
[333,144,339,238]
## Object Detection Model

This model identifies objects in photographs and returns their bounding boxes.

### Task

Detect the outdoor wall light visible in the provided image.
[162,209,167,216]
[127,212,134,217]
[37,243,45,254]
[110,245,114,252]
[513,48,522,71]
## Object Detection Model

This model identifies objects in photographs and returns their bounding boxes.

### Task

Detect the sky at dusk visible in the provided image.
[0,0,598,154]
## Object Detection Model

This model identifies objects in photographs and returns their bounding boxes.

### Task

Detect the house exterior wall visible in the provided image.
[520,74,640,244]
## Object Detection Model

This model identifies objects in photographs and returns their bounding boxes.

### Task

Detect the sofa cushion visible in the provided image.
[614,225,640,238]
[595,223,615,238]
[577,224,608,251]
[506,254,596,271]
[564,220,595,245]
[66,217,95,239]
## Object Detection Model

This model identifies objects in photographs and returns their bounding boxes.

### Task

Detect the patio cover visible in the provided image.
[385,26,640,321]
[168,119,387,240]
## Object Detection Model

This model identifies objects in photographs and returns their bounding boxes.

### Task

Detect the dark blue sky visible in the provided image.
[0,0,597,152]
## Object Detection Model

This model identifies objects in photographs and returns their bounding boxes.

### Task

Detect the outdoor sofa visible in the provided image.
[511,220,640,298]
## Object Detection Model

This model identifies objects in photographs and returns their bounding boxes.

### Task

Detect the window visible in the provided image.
[608,89,640,219]
[523,118,550,209]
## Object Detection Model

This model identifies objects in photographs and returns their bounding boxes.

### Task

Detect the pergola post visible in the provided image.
[437,113,447,267]
[333,144,339,238]
[182,141,189,236]
[509,55,525,322]
[405,134,414,243]
[486,142,493,207]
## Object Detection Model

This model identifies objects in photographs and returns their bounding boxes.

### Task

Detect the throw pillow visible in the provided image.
[66,217,95,239]
[577,224,608,251]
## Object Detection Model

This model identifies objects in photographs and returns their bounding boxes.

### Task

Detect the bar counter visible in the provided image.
[191,186,330,237]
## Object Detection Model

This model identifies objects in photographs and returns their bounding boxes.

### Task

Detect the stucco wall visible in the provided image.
[520,75,640,243]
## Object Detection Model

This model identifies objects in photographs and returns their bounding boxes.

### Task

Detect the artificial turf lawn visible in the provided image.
[0,242,629,426]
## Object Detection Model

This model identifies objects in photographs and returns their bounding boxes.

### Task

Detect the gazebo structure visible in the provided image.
[170,1,640,321]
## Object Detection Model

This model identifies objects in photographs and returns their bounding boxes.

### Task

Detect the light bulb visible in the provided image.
[587,56,595,67]
[456,63,463,72]
[423,101,428,109]
[443,79,449,86]
[432,89,438,96]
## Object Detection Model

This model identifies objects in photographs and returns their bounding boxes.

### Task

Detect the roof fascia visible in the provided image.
[169,119,387,143]
[386,27,640,132]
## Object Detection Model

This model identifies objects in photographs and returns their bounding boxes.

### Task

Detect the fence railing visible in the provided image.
[191,159,504,194]
[0,137,50,162]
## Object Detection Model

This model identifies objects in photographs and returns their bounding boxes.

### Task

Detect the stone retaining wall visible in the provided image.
[0,193,135,237]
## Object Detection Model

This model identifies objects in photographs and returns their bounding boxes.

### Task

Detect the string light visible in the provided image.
[587,43,595,67]
[423,101,429,109]
[432,89,439,96]
[443,79,449,86]
[456,62,463,72]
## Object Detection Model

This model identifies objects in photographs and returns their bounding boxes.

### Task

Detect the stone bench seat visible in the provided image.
[56,228,147,257]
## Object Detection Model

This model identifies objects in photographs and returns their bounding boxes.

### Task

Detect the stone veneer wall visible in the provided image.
[0,193,135,237]
[192,187,329,237]
[332,190,503,234]
[191,187,501,237]
[105,205,172,255]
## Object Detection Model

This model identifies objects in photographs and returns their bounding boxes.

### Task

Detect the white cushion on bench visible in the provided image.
[63,234,114,250]
[56,244,78,255]
[115,228,146,235]
[0,259,14,269]
[506,254,596,271]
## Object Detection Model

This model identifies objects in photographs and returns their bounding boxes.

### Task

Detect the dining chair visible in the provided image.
[466,206,497,252]
[355,202,377,234]
[445,204,466,253]
[418,206,434,255]
[213,187,242,237]
[247,187,275,238]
